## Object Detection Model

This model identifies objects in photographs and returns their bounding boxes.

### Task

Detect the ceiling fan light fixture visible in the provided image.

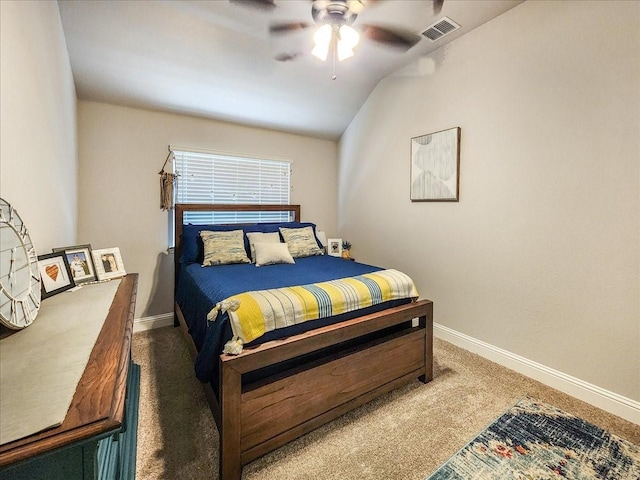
[311,42,330,61]
[337,44,354,61]
[312,24,332,60]
[312,23,360,62]
[336,25,358,61]
[346,0,365,15]
[338,24,359,48]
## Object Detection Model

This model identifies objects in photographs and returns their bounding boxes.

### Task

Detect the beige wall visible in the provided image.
[77,101,338,317]
[339,1,639,401]
[0,1,78,251]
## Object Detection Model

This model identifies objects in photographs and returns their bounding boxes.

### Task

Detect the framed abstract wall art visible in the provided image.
[410,127,461,202]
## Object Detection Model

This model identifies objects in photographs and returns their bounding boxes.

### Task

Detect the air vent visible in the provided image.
[421,17,460,42]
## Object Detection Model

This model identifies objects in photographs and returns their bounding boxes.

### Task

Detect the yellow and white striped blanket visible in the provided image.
[207,269,419,354]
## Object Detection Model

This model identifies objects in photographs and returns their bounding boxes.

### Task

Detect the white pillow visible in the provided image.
[254,242,295,266]
[246,232,281,263]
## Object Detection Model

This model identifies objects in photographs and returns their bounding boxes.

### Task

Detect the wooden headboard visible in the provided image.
[173,203,301,288]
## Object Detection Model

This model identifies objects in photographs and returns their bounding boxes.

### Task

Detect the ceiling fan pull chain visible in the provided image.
[332,27,337,80]
[332,49,337,80]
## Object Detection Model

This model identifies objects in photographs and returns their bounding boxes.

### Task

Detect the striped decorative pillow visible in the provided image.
[200,230,251,266]
[279,226,323,258]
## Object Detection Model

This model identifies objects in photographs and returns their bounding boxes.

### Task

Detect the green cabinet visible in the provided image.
[0,363,139,480]
[97,362,141,480]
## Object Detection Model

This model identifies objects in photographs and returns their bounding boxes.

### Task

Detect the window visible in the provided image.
[172,147,292,225]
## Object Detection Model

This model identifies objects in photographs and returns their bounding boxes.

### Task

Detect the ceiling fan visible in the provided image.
[231,0,444,64]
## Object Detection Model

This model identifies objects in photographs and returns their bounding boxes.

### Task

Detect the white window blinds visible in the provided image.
[172,148,292,224]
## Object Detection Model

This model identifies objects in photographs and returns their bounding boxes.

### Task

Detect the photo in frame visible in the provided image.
[37,252,76,299]
[327,238,343,257]
[52,244,97,284]
[410,127,461,201]
[92,247,126,281]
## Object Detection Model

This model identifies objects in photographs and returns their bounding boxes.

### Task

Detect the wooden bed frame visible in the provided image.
[173,204,433,480]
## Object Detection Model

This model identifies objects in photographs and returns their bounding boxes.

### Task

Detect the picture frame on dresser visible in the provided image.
[37,252,76,299]
[52,244,97,284]
[92,247,126,281]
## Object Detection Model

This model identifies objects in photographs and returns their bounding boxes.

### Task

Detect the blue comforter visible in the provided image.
[175,255,409,383]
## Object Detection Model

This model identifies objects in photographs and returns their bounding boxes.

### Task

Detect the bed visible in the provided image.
[173,203,433,480]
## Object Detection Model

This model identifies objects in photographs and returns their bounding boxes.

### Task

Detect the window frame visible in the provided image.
[168,146,293,245]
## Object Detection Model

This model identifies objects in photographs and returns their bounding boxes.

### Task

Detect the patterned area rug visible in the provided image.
[427,397,640,479]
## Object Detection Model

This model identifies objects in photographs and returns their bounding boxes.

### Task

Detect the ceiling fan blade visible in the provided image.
[229,0,276,11]
[269,21,311,34]
[275,52,303,62]
[361,25,421,50]
[433,0,444,15]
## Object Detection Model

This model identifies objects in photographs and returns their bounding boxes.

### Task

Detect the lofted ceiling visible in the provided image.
[58,0,524,140]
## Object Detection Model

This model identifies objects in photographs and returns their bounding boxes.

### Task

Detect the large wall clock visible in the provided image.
[0,198,41,329]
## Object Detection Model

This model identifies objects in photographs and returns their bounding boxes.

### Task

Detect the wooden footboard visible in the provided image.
[176,299,433,480]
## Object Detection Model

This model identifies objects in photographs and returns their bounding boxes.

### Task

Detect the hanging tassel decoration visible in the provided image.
[159,151,178,211]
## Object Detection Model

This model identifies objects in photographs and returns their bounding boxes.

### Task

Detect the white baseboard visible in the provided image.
[133,313,174,332]
[434,323,640,425]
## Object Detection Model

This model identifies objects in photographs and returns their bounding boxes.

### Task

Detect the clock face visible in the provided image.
[0,198,41,329]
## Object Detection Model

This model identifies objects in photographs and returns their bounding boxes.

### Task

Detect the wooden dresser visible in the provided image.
[0,274,140,480]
